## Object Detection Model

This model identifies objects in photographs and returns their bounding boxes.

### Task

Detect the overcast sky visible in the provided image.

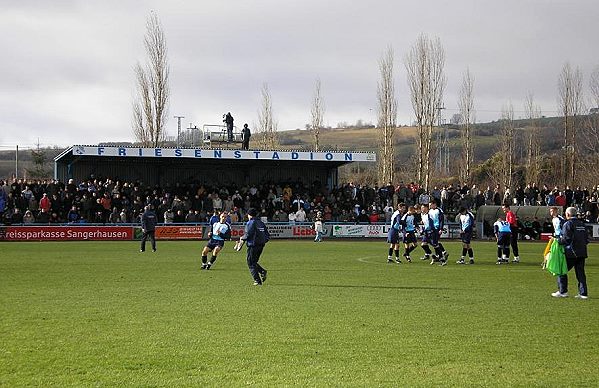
[1,0,597,148]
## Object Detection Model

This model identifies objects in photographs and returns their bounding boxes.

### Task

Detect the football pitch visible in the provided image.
[1,240,598,386]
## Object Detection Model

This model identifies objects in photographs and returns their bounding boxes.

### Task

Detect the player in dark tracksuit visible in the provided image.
[239,208,270,285]
[140,205,158,252]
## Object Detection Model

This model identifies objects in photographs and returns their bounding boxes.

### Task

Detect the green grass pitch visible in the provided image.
[1,240,598,386]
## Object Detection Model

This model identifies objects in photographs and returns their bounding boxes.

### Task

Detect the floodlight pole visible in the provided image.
[174,115,185,148]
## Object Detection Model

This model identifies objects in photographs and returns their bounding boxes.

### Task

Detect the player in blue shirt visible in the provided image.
[427,200,450,265]
[400,206,418,262]
[457,207,475,265]
[386,203,405,263]
[493,217,512,265]
[419,204,438,264]
[201,211,232,270]
[549,206,565,238]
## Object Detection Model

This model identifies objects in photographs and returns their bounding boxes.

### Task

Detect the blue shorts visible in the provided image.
[206,239,225,250]
[461,231,473,244]
[497,232,511,247]
[423,230,440,247]
[387,228,400,244]
[403,231,417,244]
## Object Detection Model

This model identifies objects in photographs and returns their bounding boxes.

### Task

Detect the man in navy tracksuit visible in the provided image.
[238,208,270,286]
[552,207,589,299]
[140,205,158,252]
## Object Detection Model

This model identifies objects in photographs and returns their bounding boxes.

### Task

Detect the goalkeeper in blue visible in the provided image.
[456,207,475,265]
[201,211,232,270]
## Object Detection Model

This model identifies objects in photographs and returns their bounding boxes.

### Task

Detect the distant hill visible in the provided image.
[0,116,575,181]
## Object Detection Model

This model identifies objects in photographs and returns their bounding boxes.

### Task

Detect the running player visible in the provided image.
[201,211,232,270]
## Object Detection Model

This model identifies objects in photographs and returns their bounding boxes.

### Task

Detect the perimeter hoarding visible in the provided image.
[0,226,133,241]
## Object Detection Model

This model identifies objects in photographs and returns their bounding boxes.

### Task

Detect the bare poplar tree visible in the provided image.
[257,83,279,149]
[580,66,599,182]
[458,68,475,183]
[377,46,397,185]
[405,34,446,190]
[132,13,170,147]
[498,103,515,192]
[524,92,542,185]
[557,63,584,186]
[310,78,325,151]
[590,65,599,109]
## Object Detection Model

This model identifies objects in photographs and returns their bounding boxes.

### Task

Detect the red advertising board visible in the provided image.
[0,226,133,241]
[154,226,203,240]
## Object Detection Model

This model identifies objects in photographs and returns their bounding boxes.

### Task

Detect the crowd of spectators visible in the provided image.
[1,177,598,226]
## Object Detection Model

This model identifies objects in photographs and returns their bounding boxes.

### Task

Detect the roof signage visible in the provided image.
[71,146,376,162]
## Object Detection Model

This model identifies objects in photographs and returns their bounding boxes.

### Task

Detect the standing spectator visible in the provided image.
[39,193,51,213]
[224,112,234,142]
[242,123,251,150]
[140,205,157,253]
[552,207,589,299]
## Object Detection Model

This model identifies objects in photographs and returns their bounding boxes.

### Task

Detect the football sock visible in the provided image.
[394,249,400,258]
[422,245,432,255]
[388,248,393,256]
[462,248,467,256]
[210,256,217,264]
[468,248,474,258]
[201,255,208,264]
[497,248,502,258]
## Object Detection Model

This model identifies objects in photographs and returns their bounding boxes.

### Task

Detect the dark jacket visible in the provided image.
[558,217,588,259]
[141,210,158,231]
[242,218,270,247]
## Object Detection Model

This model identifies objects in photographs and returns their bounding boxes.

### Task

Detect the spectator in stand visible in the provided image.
[555,191,567,210]
[67,206,80,223]
[109,207,120,223]
[368,211,380,224]
[164,208,175,224]
[23,210,35,224]
[119,208,128,223]
[39,193,51,213]
[36,208,50,224]
[295,207,306,223]
[11,208,24,224]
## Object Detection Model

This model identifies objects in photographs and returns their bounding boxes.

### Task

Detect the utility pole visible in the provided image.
[174,115,185,148]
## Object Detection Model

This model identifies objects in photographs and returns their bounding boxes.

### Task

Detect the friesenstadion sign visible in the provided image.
[72,146,376,162]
